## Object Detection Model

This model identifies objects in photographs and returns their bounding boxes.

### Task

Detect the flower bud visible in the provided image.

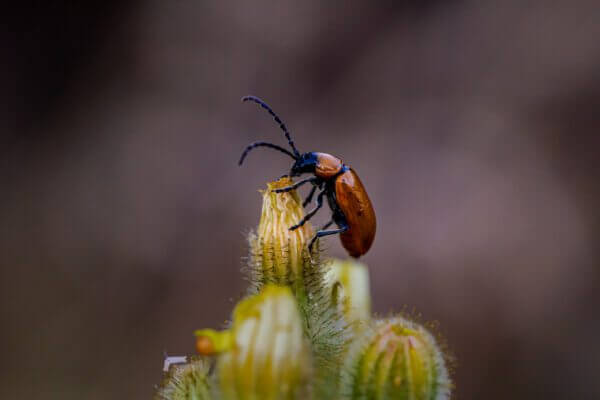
[218,284,311,399]
[344,316,451,400]
[248,177,314,288]
[156,357,214,400]
[326,259,371,332]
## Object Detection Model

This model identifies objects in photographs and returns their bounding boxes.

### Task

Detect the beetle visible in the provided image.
[238,96,376,258]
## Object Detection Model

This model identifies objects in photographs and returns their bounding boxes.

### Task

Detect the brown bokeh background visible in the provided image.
[3,1,600,398]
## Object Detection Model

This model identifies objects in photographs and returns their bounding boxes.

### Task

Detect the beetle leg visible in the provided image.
[308,222,349,252]
[289,189,326,230]
[302,185,317,207]
[319,220,334,230]
[273,176,317,193]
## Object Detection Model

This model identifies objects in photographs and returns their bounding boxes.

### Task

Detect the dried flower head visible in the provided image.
[248,177,314,289]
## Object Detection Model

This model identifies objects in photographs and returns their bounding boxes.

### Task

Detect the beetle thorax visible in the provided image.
[314,152,343,179]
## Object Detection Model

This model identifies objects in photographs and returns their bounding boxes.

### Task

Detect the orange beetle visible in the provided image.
[239,96,376,257]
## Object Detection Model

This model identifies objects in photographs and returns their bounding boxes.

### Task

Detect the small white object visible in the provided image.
[163,355,188,372]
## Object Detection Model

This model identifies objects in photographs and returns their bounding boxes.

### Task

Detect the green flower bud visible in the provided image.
[326,259,371,332]
[344,316,451,400]
[218,284,311,400]
[155,357,214,400]
[248,177,314,289]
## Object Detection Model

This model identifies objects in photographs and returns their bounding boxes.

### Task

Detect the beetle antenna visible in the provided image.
[239,141,298,166]
[242,96,301,158]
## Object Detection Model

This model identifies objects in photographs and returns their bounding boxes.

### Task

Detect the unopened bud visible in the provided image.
[248,177,314,288]
[155,357,214,400]
[218,284,311,399]
[326,258,371,332]
[344,316,451,400]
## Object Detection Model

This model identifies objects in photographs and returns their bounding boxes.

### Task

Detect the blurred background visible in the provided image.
[2,1,600,398]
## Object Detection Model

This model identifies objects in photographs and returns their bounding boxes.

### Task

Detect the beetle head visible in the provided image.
[290,152,318,177]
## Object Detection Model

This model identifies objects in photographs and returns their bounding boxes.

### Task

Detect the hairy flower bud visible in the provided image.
[218,284,311,400]
[155,357,214,400]
[343,316,451,400]
[326,259,371,332]
[248,177,314,289]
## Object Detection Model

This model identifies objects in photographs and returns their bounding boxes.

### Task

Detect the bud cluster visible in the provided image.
[156,178,452,399]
